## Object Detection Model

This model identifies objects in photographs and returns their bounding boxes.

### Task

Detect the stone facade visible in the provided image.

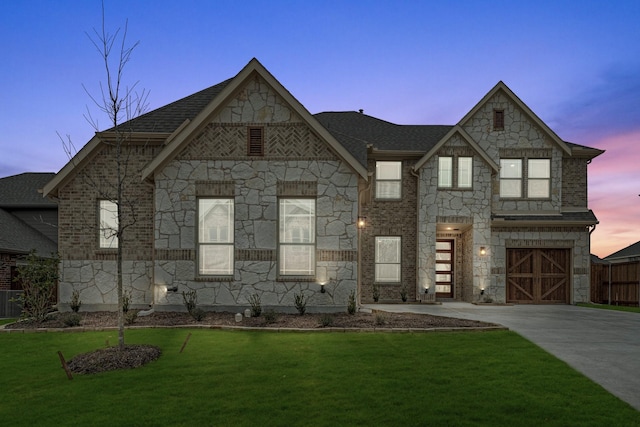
[50,61,600,311]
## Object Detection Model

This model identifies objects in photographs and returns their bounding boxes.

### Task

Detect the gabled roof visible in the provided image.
[605,240,640,262]
[413,125,499,172]
[458,81,573,156]
[0,173,56,208]
[314,111,452,166]
[141,58,368,180]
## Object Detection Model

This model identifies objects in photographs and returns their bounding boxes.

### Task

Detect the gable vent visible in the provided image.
[247,126,264,156]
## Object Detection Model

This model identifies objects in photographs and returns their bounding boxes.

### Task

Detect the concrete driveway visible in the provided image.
[364,303,640,411]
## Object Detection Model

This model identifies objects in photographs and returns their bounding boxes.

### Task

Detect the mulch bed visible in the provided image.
[4,310,499,375]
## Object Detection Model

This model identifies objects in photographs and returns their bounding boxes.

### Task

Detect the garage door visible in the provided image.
[507,249,570,304]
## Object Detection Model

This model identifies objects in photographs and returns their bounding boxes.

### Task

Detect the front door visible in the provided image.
[436,240,454,298]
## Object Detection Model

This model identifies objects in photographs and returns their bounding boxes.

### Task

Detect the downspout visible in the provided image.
[410,167,421,302]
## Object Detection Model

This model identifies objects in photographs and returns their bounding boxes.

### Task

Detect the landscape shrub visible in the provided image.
[11,251,59,322]
[69,289,82,313]
[294,292,307,315]
[249,293,262,317]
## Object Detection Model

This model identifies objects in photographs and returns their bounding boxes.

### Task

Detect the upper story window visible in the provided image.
[375,236,401,283]
[99,200,118,248]
[375,161,402,199]
[500,158,551,199]
[438,156,473,189]
[493,109,505,130]
[247,126,264,156]
[500,159,522,197]
[279,198,316,276]
[198,198,234,276]
[527,159,550,198]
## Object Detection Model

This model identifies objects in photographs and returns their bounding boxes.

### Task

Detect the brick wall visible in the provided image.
[562,157,588,208]
[0,253,13,290]
[360,159,418,303]
[57,143,160,261]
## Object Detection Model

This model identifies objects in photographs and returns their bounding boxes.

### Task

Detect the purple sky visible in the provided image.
[1,0,639,257]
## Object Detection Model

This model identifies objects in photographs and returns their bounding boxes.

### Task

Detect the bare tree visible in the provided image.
[61,5,148,350]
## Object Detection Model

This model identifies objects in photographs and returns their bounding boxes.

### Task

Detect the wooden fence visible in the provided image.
[591,261,640,306]
[0,290,23,318]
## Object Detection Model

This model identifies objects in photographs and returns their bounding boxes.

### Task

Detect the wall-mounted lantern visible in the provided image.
[357,216,367,229]
[479,247,487,256]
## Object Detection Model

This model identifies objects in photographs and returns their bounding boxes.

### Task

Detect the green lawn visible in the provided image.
[0,329,638,426]
[0,318,16,326]
[578,303,640,313]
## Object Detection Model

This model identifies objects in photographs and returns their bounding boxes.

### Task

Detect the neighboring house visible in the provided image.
[43,58,603,311]
[604,240,640,263]
[0,173,58,290]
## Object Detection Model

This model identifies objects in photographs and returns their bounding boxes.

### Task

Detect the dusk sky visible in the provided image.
[1,0,639,258]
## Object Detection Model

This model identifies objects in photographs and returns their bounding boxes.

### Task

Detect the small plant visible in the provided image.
[263,309,278,324]
[62,313,81,327]
[191,307,206,321]
[375,313,387,326]
[122,289,132,313]
[125,310,138,325]
[294,292,307,316]
[400,285,408,302]
[249,293,262,317]
[319,313,334,327]
[372,283,380,302]
[69,289,82,313]
[483,296,494,304]
[182,290,197,315]
[347,290,356,315]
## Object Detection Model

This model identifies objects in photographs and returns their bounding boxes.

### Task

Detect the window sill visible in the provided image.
[195,276,234,282]
[277,276,316,282]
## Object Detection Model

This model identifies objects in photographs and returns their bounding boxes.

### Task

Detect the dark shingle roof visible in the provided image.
[314,111,452,166]
[0,208,57,256]
[113,78,233,133]
[605,240,640,261]
[0,173,56,208]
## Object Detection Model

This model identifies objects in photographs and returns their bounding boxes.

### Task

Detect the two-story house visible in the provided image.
[43,59,603,311]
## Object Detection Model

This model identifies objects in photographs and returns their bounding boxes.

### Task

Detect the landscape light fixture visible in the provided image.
[166,285,178,292]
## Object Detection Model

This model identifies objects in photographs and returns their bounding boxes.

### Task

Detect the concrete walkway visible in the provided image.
[364,303,640,411]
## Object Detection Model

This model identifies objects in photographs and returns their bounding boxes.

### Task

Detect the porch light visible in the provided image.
[357,216,367,229]
[480,288,485,295]
[319,283,326,293]
[479,247,486,256]
[424,287,429,294]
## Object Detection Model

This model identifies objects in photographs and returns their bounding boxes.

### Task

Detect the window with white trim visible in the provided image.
[375,161,402,199]
[500,159,522,198]
[99,200,118,248]
[198,198,234,275]
[457,157,473,188]
[527,159,550,198]
[438,156,473,189]
[375,236,401,283]
[438,157,453,188]
[500,158,551,198]
[279,199,315,276]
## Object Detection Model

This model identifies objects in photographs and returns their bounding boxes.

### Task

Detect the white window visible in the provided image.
[375,236,401,283]
[375,161,402,199]
[528,159,550,198]
[439,156,472,189]
[198,199,234,275]
[500,159,522,198]
[99,200,118,248]
[279,199,315,276]
[438,157,453,188]
[458,157,473,188]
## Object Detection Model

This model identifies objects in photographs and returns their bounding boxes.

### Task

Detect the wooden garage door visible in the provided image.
[507,249,570,304]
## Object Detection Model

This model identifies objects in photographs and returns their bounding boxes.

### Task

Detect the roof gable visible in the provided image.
[605,240,640,261]
[413,125,499,172]
[459,81,572,155]
[141,58,368,180]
